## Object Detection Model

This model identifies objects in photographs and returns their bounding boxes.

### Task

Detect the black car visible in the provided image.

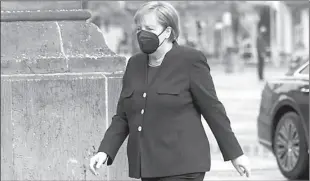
[257,61,309,180]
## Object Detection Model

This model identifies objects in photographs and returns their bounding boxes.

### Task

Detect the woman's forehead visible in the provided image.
[137,12,160,27]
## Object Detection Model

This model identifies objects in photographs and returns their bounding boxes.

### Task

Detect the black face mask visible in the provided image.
[137,29,166,54]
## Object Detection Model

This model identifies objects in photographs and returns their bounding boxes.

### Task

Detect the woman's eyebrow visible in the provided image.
[145,25,155,28]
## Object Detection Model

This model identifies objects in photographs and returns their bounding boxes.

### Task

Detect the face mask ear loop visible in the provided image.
[157,28,168,47]
[158,28,166,37]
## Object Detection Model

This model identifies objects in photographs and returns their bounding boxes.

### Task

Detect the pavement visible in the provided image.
[201,65,289,180]
[204,168,287,180]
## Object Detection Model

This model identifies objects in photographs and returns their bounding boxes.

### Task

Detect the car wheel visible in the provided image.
[273,112,309,180]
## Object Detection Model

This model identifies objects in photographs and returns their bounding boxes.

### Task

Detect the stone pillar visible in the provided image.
[1,1,134,180]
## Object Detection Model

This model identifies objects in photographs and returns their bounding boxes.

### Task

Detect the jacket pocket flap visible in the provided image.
[157,87,181,95]
[121,89,134,98]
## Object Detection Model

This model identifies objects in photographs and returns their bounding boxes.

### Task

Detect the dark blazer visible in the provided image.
[98,42,243,179]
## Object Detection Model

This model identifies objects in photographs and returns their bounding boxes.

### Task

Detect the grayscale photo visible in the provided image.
[1,1,309,181]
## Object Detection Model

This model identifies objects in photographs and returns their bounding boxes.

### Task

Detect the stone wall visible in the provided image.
[1,1,134,180]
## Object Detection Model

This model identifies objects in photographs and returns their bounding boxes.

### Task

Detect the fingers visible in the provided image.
[89,152,108,176]
[232,155,251,178]
[235,165,245,176]
[89,157,98,176]
[96,155,106,169]
[240,165,251,177]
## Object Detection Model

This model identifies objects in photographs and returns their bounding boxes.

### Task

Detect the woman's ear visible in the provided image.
[166,27,172,39]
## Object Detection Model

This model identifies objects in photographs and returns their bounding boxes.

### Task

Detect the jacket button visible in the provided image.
[143,93,147,98]
[141,109,144,114]
[138,126,142,131]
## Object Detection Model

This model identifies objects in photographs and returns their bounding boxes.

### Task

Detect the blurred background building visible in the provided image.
[4,1,307,67]
[82,1,309,69]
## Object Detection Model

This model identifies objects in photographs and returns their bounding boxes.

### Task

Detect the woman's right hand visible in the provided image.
[89,152,108,176]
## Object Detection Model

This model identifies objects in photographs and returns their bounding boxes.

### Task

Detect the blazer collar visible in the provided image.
[141,41,179,87]
[147,40,179,59]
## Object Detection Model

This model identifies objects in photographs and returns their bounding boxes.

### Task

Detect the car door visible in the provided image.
[293,63,309,136]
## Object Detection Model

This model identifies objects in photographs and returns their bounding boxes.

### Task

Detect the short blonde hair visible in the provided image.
[134,1,180,42]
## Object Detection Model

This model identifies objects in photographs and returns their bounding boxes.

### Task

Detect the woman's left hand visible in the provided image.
[231,154,251,177]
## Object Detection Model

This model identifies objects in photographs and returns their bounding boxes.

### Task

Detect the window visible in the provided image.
[299,64,309,75]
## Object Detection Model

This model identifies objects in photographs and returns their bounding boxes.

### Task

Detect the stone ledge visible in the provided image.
[1,1,82,11]
[0,72,120,80]
[1,21,127,75]
[1,56,126,75]
[1,10,91,22]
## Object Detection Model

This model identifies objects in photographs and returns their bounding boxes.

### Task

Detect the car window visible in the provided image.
[299,64,309,75]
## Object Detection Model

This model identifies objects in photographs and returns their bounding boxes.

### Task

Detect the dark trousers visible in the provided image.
[257,54,265,80]
[141,172,205,181]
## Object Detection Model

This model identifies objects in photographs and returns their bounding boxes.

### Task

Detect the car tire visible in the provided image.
[273,112,309,180]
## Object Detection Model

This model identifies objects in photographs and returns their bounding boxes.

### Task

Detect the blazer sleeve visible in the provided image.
[189,51,243,161]
[97,59,131,165]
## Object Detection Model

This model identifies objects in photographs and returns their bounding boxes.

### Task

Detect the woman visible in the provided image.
[89,2,251,181]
